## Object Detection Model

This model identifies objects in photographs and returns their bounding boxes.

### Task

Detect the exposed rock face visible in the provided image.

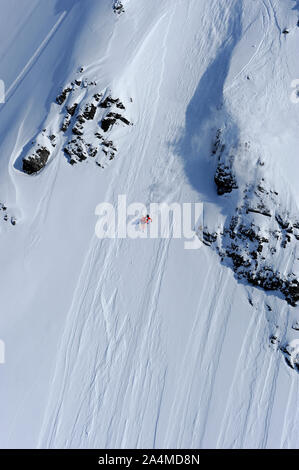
[101,112,131,132]
[214,162,238,195]
[67,103,78,117]
[62,90,131,166]
[282,340,299,371]
[22,72,132,172]
[212,129,238,195]
[99,96,125,108]
[202,129,299,307]
[82,103,96,120]
[202,190,299,306]
[113,1,125,15]
[56,87,72,105]
[64,137,98,164]
[23,146,50,174]
[211,128,224,155]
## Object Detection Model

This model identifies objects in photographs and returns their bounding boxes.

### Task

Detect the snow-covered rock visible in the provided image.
[282,340,299,370]
[22,78,132,172]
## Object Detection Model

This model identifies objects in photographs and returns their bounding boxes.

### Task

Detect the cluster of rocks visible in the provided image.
[56,86,72,106]
[212,129,238,195]
[203,131,299,306]
[113,1,125,15]
[267,334,299,371]
[203,237,299,306]
[101,112,130,132]
[0,202,16,226]
[62,89,131,166]
[202,192,299,306]
[22,72,132,173]
[214,161,238,195]
[281,340,299,371]
[23,146,50,175]
[270,333,280,346]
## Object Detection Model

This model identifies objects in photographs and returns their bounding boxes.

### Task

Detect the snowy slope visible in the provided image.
[0,0,299,449]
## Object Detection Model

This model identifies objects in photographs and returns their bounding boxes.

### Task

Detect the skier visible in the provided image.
[140,214,152,225]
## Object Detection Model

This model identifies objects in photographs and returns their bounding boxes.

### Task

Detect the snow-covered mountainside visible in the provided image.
[0,0,299,449]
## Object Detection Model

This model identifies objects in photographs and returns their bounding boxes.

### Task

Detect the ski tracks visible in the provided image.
[216,298,293,449]
[5,11,67,104]
[224,0,272,94]
[163,265,234,448]
[38,6,177,448]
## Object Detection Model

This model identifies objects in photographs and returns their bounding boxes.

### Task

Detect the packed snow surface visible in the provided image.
[0,0,299,448]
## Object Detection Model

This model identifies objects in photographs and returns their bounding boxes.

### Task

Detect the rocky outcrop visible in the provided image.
[212,129,238,195]
[203,130,299,307]
[99,96,125,109]
[22,70,132,172]
[23,146,50,174]
[101,112,131,132]
[281,340,299,371]
[0,201,16,226]
[55,87,72,105]
[214,162,238,195]
[113,1,125,15]
[64,137,94,163]
[202,191,299,306]
[62,90,131,166]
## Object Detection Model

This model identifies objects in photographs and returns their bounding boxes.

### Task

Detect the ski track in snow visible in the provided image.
[5,11,67,104]
[38,0,299,449]
[164,267,233,447]
[1,0,299,449]
[38,6,177,448]
[224,0,275,94]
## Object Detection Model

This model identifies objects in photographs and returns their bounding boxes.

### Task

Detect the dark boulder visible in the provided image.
[23,147,50,174]
[101,112,130,132]
[214,162,238,195]
[56,87,72,105]
[83,103,97,120]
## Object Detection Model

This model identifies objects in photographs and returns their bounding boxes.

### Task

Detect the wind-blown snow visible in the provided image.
[0,0,299,449]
